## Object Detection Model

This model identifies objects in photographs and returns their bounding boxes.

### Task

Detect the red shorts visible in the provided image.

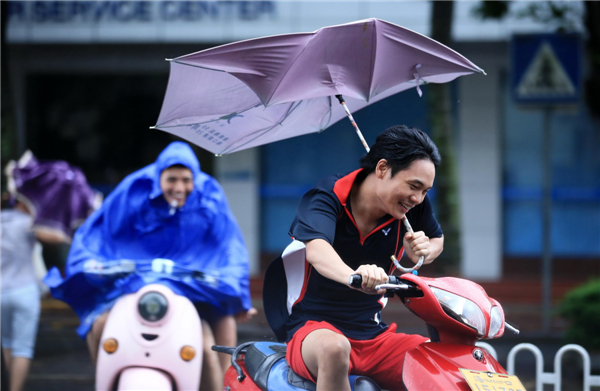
[286,321,427,391]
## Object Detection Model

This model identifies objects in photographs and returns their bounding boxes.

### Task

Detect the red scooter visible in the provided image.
[214,254,525,391]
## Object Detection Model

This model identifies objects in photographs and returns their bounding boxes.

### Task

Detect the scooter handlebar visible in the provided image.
[394,217,424,273]
[349,274,401,288]
[504,321,520,335]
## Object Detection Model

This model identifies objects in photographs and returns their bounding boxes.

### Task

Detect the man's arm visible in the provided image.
[305,238,388,293]
[305,238,355,285]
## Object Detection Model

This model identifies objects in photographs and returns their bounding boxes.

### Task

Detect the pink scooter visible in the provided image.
[92,260,203,390]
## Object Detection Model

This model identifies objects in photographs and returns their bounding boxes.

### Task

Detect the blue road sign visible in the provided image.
[511,34,582,105]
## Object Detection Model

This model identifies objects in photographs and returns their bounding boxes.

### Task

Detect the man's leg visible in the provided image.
[86,312,109,365]
[200,319,223,391]
[352,328,427,391]
[210,315,236,372]
[301,329,352,391]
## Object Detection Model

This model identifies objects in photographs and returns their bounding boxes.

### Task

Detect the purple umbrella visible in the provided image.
[153,18,484,155]
[5,151,102,242]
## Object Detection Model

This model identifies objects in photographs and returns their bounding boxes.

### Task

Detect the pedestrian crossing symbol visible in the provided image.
[517,42,575,98]
[511,34,581,105]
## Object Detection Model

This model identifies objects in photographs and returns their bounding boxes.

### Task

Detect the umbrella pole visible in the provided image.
[335,95,370,153]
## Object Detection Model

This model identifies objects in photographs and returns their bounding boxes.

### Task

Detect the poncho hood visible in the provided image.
[149,141,202,200]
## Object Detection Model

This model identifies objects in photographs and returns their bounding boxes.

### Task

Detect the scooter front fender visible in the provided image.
[402,343,505,391]
[117,367,173,390]
[96,284,202,391]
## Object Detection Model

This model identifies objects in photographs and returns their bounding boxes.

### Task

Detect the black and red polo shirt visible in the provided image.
[265,169,442,342]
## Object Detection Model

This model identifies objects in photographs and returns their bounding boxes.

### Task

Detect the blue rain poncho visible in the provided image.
[44,142,251,338]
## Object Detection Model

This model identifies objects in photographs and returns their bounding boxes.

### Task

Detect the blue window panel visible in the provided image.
[553,202,600,256]
[504,201,543,255]
[504,200,600,256]
[502,77,600,256]
[261,198,301,253]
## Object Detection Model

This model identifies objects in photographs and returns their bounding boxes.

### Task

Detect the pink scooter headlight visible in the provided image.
[138,292,168,322]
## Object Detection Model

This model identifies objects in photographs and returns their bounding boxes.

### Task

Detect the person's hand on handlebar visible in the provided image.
[351,264,388,295]
[403,231,431,264]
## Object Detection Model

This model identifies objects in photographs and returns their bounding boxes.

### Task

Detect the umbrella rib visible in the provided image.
[170,60,227,74]
[220,101,303,154]
[262,36,318,106]
[380,27,483,73]
[319,97,333,131]
[365,20,378,103]
[154,102,263,129]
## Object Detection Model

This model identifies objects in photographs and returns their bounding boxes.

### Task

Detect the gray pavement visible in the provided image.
[22,298,599,391]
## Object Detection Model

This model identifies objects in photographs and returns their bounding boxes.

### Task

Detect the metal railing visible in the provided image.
[476,342,600,391]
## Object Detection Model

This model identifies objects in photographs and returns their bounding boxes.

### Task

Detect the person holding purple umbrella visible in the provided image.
[1,193,68,391]
[2,150,94,391]
[264,125,444,391]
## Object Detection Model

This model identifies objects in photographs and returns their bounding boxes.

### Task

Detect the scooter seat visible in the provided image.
[243,342,382,391]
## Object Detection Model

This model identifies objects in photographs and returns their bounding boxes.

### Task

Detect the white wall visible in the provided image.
[457,44,506,281]
[214,148,261,276]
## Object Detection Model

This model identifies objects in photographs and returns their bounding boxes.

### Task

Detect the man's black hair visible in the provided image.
[359,125,441,177]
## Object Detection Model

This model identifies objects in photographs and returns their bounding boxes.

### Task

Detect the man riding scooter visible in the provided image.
[265,126,444,391]
[45,141,255,390]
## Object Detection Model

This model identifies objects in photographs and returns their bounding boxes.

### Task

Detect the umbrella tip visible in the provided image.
[166,58,173,62]
[149,126,156,129]
[215,154,223,157]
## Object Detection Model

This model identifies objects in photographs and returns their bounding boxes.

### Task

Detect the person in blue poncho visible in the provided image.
[44,141,254,390]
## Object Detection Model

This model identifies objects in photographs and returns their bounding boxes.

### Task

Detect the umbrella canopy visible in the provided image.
[153,18,484,155]
[5,151,102,241]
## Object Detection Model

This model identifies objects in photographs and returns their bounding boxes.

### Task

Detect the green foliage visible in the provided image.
[472,1,510,20]
[558,279,600,351]
[516,1,582,33]
[472,1,582,33]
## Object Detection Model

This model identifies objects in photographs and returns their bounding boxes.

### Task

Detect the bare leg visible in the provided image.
[2,348,12,369]
[9,357,30,391]
[210,315,236,373]
[200,319,223,391]
[301,329,351,391]
[86,312,109,365]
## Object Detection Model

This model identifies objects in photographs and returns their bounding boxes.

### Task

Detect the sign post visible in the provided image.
[511,34,582,333]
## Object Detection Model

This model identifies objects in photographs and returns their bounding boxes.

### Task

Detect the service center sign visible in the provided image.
[6,1,278,43]
[511,34,582,106]
[7,1,276,22]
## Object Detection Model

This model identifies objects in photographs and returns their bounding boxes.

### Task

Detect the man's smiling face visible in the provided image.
[160,166,194,208]
[376,158,435,220]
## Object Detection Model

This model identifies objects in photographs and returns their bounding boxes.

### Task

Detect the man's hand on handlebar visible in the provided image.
[350,264,388,295]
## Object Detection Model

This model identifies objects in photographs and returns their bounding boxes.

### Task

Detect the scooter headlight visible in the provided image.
[487,306,503,338]
[138,292,168,322]
[431,287,486,336]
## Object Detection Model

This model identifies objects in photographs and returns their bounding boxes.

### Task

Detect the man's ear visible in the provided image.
[375,159,388,179]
